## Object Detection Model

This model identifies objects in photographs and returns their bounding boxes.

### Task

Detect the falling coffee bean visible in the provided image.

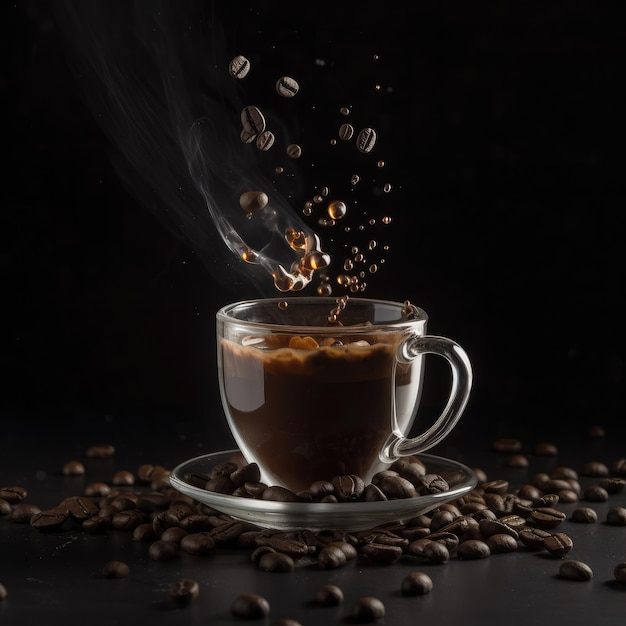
[239,191,269,213]
[275,76,299,97]
[229,55,250,79]
[356,127,377,153]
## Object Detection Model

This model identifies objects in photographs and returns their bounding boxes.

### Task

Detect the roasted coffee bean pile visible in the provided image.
[1,438,626,622]
[188,453,456,502]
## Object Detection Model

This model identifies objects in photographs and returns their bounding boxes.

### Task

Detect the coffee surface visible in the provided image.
[221,337,415,492]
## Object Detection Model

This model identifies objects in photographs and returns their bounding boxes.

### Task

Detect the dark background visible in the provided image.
[2,0,625,446]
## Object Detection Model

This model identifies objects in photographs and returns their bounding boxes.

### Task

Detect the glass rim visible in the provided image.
[216,296,428,333]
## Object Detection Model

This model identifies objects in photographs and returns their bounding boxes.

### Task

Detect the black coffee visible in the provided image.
[221,336,416,493]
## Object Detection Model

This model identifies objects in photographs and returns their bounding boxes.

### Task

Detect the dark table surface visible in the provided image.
[1,412,625,626]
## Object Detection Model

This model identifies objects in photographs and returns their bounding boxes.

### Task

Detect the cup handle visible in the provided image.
[385,335,473,461]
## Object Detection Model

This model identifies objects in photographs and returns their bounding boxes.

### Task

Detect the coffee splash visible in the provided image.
[55,1,393,296]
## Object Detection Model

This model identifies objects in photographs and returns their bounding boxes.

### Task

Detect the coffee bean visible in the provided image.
[457,539,491,560]
[160,527,188,543]
[428,531,460,552]
[318,545,347,569]
[169,578,200,605]
[491,438,522,453]
[543,532,573,556]
[240,106,266,143]
[62,460,85,476]
[560,559,593,581]
[530,507,566,529]
[229,55,250,79]
[262,486,299,502]
[338,123,354,141]
[612,459,626,477]
[557,489,578,504]
[259,533,310,558]
[11,503,42,523]
[422,540,450,563]
[331,475,365,501]
[0,486,27,504]
[82,516,111,533]
[148,539,180,561]
[255,130,275,151]
[534,441,559,456]
[486,533,518,554]
[84,482,111,497]
[0,498,11,516]
[507,454,529,468]
[534,493,560,508]
[614,561,626,585]
[519,527,552,550]
[85,444,115,459]
[112,509,146,531]
[64,496,99,521]
[258,552,295,573]
[30,507,68,530]
[580,461,610,477]
[209,520,246,544]
[479,518,519,540]
[231,593,270,619]
[599,477,626,494]
[570,507,598,523]
[102,560,130,579]
[606,506,626,526]
[275,76,299,98]
[362,484,387,502]
[401,572,433,596]
[356,127,377,153]
[361,541,403,564]
[582,485,609,502]
[286,143,302,159]
[328,541,358,560]
[315,584,344,606]
[420,474,449,494]
[349,596,385,623]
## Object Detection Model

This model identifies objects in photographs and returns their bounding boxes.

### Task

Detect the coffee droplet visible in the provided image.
[229,55,250,79]
[328,200,347,220]
[339,123,354,141]
[276,76,300,97]
[357,127,377,153]
[287,144,302,159]
[239,191,269,213]
[256,130,275,151]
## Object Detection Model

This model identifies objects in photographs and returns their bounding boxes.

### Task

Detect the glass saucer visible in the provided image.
[170,449,477,531]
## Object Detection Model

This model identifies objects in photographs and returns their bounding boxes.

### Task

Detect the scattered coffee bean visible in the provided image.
[239,192,269,215]
[0,498,11,516]
[491,438,522,453]
[82,516,111,533]
[318,545,347,569]
[614,561,626,585]
[570,507,598,523]
[422,540,450,563]
[519,527,552,550]
[530,507,566,529]
[534,441,558,456]
[339,123,354,141]
[0,486,27,504]
[599,477,626,494]
[606,506,626,526]
[612,459,626,477]
[11,503,42,523]
[315,584,344,606]
[348,596,385,623]
[112,470,135,486]
[361,541,403,564]
[85,444,115,459]
[486,534,518,554]
[457,539,490,560]
[286,143,302,159]
[102,560,129,579]
[148,539,180,561]
[62,460,85,476]
[169,578,200,605]
[84,482,111,497]
[580,461,610,477]
[30,507,68,530]
[401,572,433,596]
[543,532,573,556]
[507,454,529,468]
[240,105,266,143]
[258,551,295,573]
[582,485,609,502]
[559,559,593,581]
[231,593,270,619]
[332,474,365,501]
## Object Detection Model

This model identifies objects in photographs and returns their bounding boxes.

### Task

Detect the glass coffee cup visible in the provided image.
[217,297,472,494]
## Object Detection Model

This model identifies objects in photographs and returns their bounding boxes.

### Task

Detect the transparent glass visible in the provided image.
[216,297,472,493]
